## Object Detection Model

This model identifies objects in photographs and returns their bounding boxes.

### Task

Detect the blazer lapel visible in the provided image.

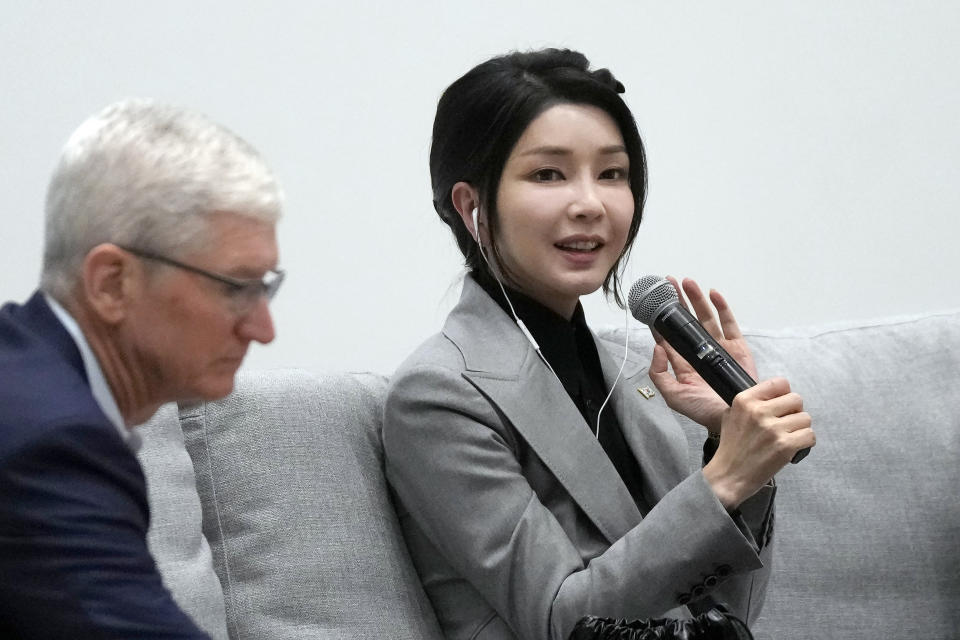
[594,331,690,505]
[445,279,642,544]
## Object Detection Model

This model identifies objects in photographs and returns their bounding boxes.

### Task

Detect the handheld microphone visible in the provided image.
[628,275,809,464]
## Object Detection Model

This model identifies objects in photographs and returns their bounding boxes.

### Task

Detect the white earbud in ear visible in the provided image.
[471,207,480,246]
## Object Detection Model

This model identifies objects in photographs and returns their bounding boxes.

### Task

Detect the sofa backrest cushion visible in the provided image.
[601,310,960,638]
[138,403,230,640]
[178,369,444,640]
[745,311,960,637]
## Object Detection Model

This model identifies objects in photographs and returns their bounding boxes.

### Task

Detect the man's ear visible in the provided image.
[451,181,482,243]
[81,244,139,325]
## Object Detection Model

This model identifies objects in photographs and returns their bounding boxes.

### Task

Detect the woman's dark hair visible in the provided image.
[430,48,647,307]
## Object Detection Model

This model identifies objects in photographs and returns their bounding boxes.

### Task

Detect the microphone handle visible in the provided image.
[654,304,809,464]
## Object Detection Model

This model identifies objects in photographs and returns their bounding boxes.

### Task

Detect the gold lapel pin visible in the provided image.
[637,386,656,399]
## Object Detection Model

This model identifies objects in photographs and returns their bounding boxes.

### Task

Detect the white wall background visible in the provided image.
[3,1,958,374]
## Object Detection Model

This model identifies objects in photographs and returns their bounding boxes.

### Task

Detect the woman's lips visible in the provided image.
[555,239,603,265]
[555,239,601,252]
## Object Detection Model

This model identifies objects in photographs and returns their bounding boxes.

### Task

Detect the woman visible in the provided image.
[382,48,814,640]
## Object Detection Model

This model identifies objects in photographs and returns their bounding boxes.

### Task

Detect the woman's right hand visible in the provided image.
[702,377,815,510]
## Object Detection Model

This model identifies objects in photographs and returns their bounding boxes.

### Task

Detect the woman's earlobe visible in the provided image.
[451,181,481,242]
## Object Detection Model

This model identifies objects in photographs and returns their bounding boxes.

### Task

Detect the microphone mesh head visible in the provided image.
[628,275,678,325]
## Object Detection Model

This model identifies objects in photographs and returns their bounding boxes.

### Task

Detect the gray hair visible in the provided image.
[41,98,283,299]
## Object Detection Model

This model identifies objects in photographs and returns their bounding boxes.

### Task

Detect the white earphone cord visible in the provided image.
[471,207,629,439]
[474,215,558,376]
[594,300,630,438]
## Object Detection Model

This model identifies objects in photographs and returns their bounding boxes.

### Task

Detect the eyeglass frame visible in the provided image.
[116,245,285,313]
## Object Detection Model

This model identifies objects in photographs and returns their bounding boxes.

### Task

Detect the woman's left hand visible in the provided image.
[647,276,758,433]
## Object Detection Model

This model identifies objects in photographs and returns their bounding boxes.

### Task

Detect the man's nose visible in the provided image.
[237,296,276,344]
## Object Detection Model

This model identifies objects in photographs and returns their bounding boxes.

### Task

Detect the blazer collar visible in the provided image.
[13,291,87,382]
[442,278,687,543]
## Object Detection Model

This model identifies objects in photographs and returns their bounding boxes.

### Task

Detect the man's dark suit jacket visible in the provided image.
[0,292,208,638]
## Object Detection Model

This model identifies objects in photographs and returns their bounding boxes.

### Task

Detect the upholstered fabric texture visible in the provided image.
[178,370,443,640]
[138,403,230,640]
[600,310,960,639]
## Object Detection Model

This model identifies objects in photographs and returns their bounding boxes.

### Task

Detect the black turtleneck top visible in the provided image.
[473,272,649,511]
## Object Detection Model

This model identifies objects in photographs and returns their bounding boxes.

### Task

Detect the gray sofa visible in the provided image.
[138,310,960,639]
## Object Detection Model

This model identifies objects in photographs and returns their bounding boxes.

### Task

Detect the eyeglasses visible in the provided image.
[118,245,285,314]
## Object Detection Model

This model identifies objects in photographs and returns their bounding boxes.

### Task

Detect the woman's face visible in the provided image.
[493,103,634,318]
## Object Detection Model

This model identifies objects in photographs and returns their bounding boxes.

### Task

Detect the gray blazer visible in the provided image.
[383,278,775,640]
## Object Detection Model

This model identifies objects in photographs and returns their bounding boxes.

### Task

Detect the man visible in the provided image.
[0,99,284,637]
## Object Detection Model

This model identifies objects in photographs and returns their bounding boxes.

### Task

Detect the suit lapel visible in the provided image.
[594,331,690,505]
[445,279,642,544]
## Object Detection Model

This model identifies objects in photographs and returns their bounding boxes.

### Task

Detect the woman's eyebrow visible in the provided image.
[599,144,628,155]
[518,144,627,157]
[518,145,570,157]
